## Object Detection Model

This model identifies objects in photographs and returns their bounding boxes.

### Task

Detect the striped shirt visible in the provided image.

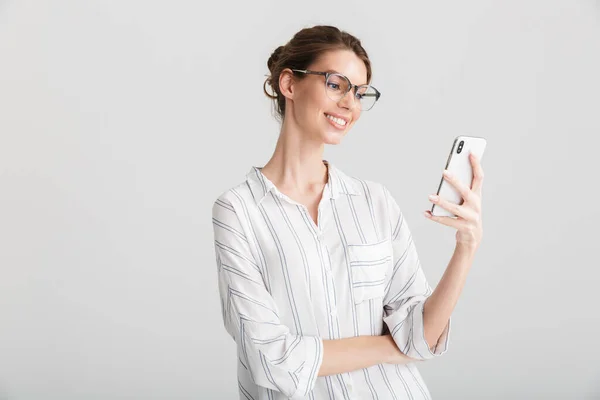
[211,159,451,400]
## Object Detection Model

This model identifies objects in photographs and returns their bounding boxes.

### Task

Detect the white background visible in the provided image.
[1,0,599,398]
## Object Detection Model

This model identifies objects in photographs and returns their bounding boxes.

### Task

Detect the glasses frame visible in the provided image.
[291,69,381,111]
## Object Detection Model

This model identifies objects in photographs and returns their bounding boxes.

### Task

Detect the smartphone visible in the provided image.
[431,135,487,218]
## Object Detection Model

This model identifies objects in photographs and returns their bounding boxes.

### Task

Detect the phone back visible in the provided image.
[432,136,487,217]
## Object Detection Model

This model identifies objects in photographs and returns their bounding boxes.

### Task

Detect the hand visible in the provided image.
[424,153,484,249]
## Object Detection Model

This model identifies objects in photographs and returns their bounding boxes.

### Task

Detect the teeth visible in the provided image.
[326,114,347,126]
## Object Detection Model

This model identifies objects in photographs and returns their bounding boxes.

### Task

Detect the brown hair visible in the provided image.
[263,25,372,121]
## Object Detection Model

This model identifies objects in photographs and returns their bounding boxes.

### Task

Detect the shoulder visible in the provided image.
[335,164,392,203]
[212,174,255,218]
[335,166,404,221]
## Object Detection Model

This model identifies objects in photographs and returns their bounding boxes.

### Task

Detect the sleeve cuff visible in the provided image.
[411,301,451,360]
[290,336,324,399]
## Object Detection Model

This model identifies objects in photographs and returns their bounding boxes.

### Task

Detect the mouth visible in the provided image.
[325,113,350,130]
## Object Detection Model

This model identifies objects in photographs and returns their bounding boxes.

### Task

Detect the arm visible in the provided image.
[319,334,416,377]
[423,154,485,347]
[213,195,322,399]
[381,185,451,360]
[422,245,474,348]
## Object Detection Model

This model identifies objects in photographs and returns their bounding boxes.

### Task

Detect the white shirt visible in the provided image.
[211,159,451,400]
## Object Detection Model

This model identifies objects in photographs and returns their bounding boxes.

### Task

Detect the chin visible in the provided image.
[321,129,346,144]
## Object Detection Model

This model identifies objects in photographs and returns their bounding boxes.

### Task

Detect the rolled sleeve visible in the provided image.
[381,185,451,361]
[384,299,451,360]
[290,336,324,399]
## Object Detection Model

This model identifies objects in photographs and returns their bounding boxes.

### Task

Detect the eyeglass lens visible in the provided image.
[325,74,378,111]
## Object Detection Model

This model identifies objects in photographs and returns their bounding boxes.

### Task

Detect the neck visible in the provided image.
[261,116,328,193]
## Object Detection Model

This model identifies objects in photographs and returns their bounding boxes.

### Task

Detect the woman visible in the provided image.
[211,25,484,400]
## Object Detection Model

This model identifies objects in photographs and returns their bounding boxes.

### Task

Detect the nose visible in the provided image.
[337,89,359,111]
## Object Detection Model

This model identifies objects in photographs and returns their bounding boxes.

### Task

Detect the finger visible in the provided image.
[424,210,462,228]
[443,170,473,202]
[469,153,484,195]
[428,195,477,220]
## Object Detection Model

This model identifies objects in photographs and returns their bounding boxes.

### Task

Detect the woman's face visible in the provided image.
[289,49,368,144]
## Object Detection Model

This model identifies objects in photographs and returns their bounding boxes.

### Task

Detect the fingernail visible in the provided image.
[443,170,452,178]
[428,194,438,201]
[424,211,431,218]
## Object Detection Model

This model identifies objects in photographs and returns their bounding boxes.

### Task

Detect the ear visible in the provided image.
[278,68,296,101]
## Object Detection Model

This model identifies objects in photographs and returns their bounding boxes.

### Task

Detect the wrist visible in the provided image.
[455,242,478,256]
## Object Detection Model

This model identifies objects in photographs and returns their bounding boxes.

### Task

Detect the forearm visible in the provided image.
[423,244,476,348]
[318,334,414,377]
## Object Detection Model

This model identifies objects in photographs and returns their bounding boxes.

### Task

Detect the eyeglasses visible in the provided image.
[292,69,381,111]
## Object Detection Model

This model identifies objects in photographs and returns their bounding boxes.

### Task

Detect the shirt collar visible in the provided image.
[245,159,361,205]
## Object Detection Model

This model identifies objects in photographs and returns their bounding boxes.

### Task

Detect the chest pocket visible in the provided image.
[347,238,392,304]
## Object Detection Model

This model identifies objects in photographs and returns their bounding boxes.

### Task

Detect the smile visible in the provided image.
[325,113,348,128]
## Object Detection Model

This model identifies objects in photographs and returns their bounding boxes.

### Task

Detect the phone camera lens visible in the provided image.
[457,140,464,154]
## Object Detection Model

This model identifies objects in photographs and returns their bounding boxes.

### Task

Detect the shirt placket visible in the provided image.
[309,186,341,342]
[317,193,358,399]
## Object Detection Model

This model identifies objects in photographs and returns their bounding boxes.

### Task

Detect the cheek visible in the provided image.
[312,92,329,111]
[299,89,326,115]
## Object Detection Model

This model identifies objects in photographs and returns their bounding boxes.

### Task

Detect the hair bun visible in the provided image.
[267,45,285,72]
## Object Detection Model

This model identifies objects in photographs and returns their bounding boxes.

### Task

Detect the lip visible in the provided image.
[324,112,351,130]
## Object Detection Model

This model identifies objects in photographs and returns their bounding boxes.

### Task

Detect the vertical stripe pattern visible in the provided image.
[211,160,451,400]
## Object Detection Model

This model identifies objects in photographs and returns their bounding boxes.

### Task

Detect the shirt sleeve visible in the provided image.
[381,185,451,361]
[212,193,324,398]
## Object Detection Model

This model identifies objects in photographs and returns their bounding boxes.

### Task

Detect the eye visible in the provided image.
[326,74,347,92]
